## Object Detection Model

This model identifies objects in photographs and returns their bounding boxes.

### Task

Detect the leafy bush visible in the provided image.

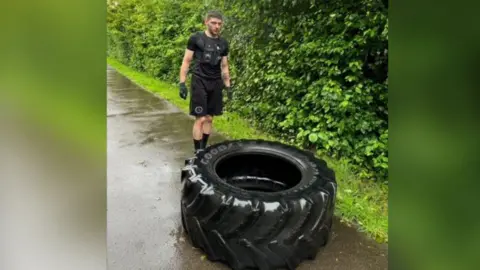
[107,0,388,181]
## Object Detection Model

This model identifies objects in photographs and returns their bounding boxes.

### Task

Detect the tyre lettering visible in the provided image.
[309,176,316,185]
[201,142,242,164]
[200,152,213,165]
[310,162,320,175]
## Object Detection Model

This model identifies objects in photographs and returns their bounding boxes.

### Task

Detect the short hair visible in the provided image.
[205,10,223,21]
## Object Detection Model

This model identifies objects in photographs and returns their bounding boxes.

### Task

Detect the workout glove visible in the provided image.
[226,86,233,101]
[179,82,188,100]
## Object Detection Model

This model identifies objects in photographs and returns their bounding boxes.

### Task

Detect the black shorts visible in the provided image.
[189,75,224,116]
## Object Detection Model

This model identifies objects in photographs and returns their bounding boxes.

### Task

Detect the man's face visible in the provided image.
[205,17,223,36]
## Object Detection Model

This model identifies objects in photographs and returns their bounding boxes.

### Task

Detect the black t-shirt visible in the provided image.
[187,31,229,80]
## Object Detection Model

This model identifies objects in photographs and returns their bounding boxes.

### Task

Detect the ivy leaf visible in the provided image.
[340,101,349,108]
[346,75,357,82]
[318,132,328,141]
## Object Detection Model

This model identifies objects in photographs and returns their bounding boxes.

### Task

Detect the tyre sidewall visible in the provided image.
[194,140,328,200]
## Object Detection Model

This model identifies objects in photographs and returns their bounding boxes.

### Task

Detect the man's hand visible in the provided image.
[226,85,233,101]
[221,56,231,101]
[179,49,193,100]
[179,82,188,100]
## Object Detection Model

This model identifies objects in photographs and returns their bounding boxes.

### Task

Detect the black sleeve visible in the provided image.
[221,40,229,57]
[186,34,197,51]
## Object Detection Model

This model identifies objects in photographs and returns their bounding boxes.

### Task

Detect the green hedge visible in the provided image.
[107,0,388,181]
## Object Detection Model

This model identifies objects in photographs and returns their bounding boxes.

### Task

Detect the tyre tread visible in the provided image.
[181,139,337,270]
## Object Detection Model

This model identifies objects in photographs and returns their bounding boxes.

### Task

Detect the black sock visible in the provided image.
[202,133,210,148]
[193,139,202,150]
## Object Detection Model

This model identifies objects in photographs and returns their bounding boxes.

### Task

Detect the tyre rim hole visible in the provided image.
[215,153,302,192]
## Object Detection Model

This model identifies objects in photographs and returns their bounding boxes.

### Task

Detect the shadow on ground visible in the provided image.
[107,66,388,270]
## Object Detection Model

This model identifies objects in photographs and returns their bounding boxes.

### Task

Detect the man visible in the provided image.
[179,11,232,152]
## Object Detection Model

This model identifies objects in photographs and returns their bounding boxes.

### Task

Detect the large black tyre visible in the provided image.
[180,139,337,270]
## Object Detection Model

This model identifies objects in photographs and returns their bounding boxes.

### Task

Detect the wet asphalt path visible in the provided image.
[107,65,388,270]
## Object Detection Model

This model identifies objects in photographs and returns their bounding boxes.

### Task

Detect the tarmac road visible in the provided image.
[107,65,388,270]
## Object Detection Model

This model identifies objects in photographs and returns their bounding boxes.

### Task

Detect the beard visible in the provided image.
[208,28,219,36]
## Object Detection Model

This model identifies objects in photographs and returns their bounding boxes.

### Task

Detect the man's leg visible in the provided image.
[204,78,224,148]
[202,115,213,148]
[193,116,207,151]
[189,75,208,152]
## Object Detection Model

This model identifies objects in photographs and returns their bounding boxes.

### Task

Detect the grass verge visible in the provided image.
[107,57,389,243]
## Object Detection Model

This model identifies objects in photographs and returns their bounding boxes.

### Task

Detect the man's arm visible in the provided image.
[221,56,230,87]
[179,49,194,83]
